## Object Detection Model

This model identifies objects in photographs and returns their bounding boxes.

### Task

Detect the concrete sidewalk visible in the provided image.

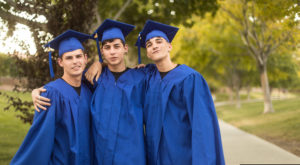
[219,120,300,165]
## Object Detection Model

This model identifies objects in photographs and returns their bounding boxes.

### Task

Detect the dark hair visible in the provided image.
[101,38,125,47]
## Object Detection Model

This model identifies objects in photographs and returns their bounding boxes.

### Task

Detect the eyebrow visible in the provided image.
[103,44,111,47]
[65,53,83,58]
[64,56,73,59]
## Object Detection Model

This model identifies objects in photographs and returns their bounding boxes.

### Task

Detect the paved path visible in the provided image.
[219,120,300,165]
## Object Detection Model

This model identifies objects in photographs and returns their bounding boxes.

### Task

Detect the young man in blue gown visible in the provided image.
[11,30,93,165]
[89,19,147,165]
[137,20,225,165]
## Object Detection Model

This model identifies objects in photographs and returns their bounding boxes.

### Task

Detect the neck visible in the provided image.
[62,74,82,87]
[155,55,177,72]
[108,61,126,72]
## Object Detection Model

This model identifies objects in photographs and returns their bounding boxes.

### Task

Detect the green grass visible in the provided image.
[0,91,31,165]
[213,90,297,102]
[216,97,300,156]
[214,92,258,102]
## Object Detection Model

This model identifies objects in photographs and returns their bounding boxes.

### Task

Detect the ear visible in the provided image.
[168,43,172,52]
[100,47,104,55]
[124,44,129,55]
[84,54,88,64]
[57,58,63,67]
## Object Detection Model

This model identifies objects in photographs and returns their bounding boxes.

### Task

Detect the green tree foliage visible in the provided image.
[0,53,18,77]
[172,14,259,107]
[172,1,300,109]
[268,49,300,90]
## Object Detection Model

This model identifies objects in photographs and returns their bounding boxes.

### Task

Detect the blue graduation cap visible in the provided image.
[136,20,179,64]
[44,29,90,78]
[92,19,135,63]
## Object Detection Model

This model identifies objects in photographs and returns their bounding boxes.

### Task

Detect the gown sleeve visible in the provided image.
[182,73,225,165]
[10,87,61,165]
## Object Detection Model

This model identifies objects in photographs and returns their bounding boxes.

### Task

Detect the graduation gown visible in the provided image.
[11,78,92,165]
[91,67,146,165]
[144,64,225,165]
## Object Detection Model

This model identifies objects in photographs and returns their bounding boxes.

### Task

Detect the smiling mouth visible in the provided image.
[153,50,160,54]
[72,66,81,70]
[110,57,118,60]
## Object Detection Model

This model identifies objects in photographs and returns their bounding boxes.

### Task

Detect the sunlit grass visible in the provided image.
[0,90,31,165]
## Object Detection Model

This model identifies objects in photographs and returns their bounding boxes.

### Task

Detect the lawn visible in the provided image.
[216,97,300,157]
[0,91,32,165]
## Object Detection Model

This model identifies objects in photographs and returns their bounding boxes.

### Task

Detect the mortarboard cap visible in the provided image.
[136,20,179,64]
[44,29,90,78]
[92,19,135,62]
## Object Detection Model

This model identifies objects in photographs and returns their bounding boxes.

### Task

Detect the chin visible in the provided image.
[151,57,164,63]
[150,53,165,61]
[71,73,83,77]
[71,70,84,77]
[109,61,121,66]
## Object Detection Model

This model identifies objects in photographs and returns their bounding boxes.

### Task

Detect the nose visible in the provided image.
[152,42,158,50]
[73,56,80,64]
[109,47,117,55]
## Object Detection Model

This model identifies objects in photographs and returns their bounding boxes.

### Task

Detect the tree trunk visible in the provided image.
[259,65,274,113]
[229,88,234,102]
[247,86,251,101]
[235,88,241,109]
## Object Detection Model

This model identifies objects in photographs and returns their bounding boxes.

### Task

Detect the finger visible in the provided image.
[34,105,40,112]
[91,71,96,81]
[39,96,51,102]
[87,74,91,82]
[33,96,38,104]
[40,88,47,92]
[86,71,92,79]
[96,72,100,81]
[36,99,51,106]
[89,74,95,85]
[89,74,93,83]
[86,74,91,84]
[90,75,94,85]
[36,103,47,111]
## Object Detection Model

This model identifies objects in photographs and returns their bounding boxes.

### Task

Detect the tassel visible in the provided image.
[95,35,103,62]
[137,33,142,64]
[49,51,55,78]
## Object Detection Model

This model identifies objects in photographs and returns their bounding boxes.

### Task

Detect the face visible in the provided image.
[145,37,172,62]
[101,39,128,67]
[58,49,87,77]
